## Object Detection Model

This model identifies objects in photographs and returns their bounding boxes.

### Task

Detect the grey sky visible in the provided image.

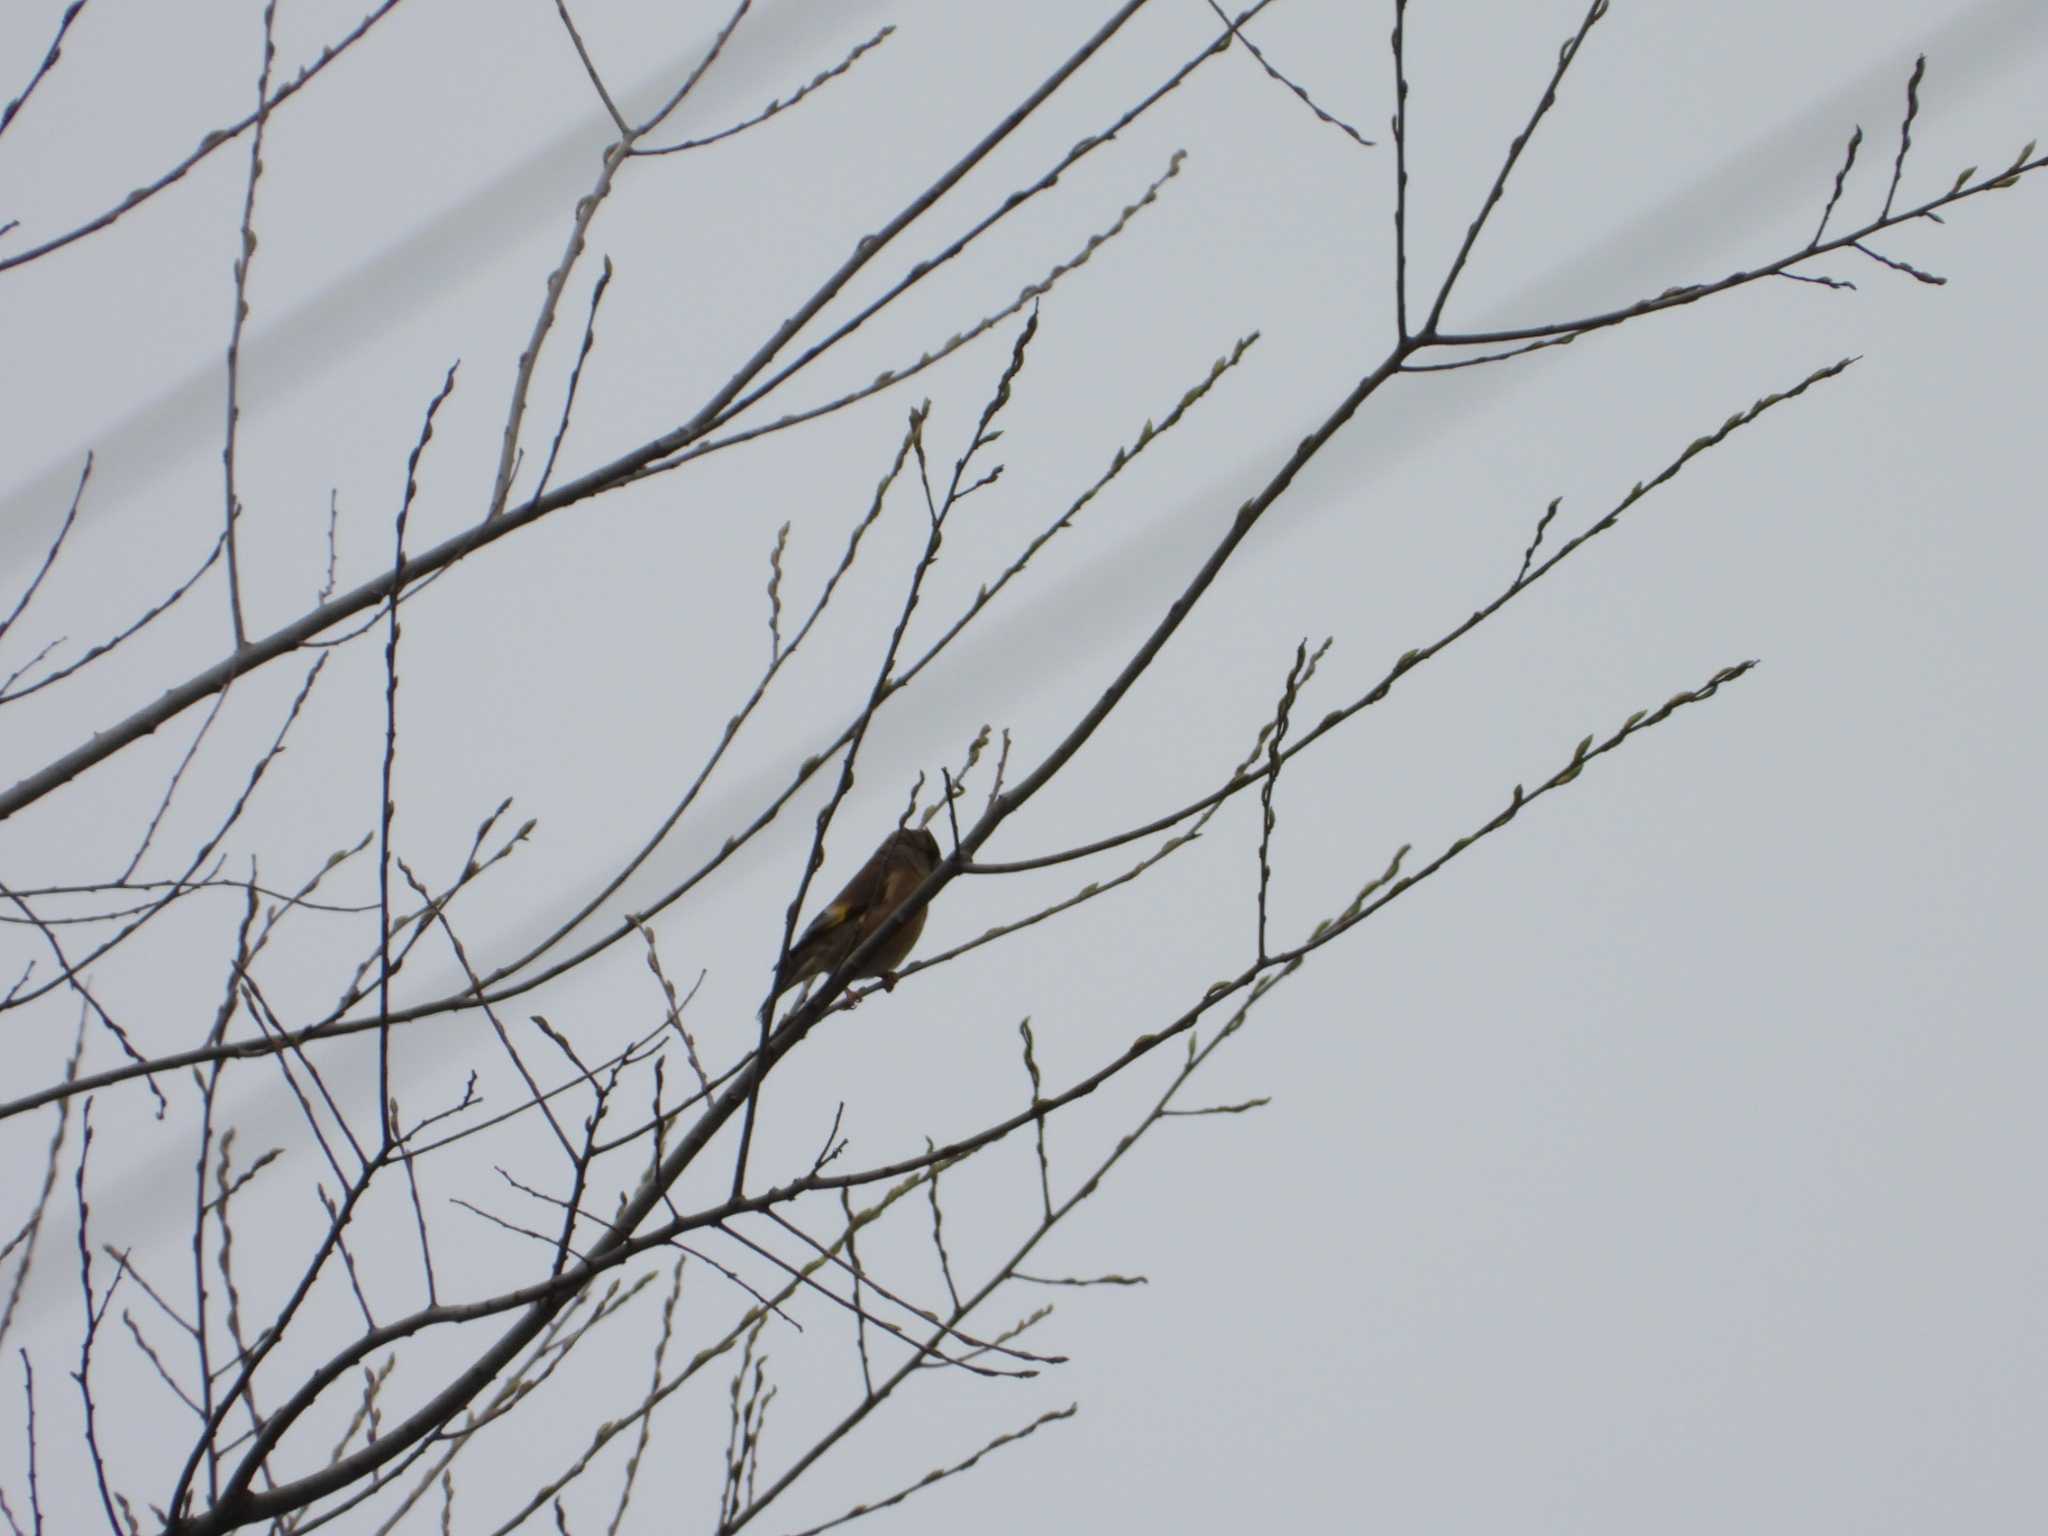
[1,2,2043,1532]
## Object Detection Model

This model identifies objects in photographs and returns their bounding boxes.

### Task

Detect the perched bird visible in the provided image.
[773,826,943,1001]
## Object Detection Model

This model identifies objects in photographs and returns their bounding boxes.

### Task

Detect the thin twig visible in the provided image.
[380,365,461,1145]
[1418,0,1611,338]
[532,259,613,504]
[0,455,90,650]
[551,0,627,135]
[1204,0,1371,146]
[0,0,88,144]
[1882,55,1926,220]
[220,0,282,648]
[0,533,225,706]
[778,1407,1078,1536]
[635,27,895,156]
[1390,0,1410,335]
[0,0,408,276]
[1813,124,1863,244]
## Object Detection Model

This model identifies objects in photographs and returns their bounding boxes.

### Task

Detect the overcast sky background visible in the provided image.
[2,1,2044,1532]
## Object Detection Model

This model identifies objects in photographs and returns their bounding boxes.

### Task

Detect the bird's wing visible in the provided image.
[796,897,856,947]
[877,859,923,914]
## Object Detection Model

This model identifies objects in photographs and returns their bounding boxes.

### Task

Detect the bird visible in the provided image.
[772,825,943,1002]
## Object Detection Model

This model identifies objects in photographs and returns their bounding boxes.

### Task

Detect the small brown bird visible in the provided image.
[773,826,943,1001]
